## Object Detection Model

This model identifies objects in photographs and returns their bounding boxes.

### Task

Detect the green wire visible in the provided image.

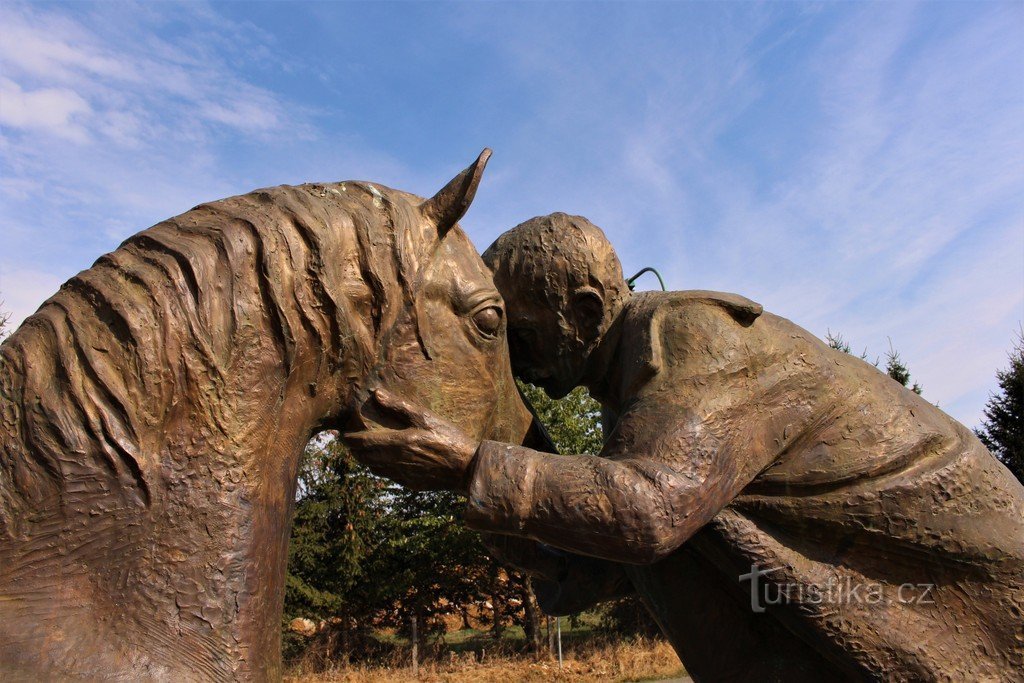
[626,267,666,291]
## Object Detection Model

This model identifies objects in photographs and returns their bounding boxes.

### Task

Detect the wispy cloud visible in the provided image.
[0,78,91,141]
[0,1,318,325]
[703,3,1024,423]
[0,2,295,146]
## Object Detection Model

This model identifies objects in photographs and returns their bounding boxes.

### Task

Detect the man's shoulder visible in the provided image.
[612,290,764,398]
[625,290,763,328]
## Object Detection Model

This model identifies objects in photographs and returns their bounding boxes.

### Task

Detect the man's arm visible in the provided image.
[465,304,803,564]
[465,406,746,563]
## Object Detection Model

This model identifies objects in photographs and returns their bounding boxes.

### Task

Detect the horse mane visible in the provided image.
[0,180,431,535]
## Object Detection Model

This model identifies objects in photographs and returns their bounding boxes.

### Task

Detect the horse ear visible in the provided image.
[420,148,491,238]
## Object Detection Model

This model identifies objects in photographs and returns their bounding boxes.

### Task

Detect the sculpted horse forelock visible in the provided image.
[0,150,534,680]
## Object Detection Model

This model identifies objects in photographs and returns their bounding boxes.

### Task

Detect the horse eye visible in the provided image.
[472,306,503,337]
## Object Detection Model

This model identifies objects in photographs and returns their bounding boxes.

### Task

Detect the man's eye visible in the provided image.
[472,306,503,337]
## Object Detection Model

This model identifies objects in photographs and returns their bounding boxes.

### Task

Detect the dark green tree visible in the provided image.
[517,381,604,455]
[284,437,390,660]
[976,332,1024,484]
[369,486,497,636]
[284,436,551,665]
[884,339,922,395]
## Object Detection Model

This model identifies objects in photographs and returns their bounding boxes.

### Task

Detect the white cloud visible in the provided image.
[734,6,1023,426]
[0,2,298,151]
[0,11,132,84]
[200,99,283,133]
[0,77,91,141]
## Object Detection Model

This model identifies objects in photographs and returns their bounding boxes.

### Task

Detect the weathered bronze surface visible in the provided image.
[0,151,536,680]
[348,213,1024,681]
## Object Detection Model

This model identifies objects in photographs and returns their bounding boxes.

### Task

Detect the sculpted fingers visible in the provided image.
[342,435,448,491]
[371,389,432,429]
[342,418,476,494]
[343,430,417,479]
[345,427,425,447]
[342,429,390,451]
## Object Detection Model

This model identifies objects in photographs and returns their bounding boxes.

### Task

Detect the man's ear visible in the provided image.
[571,286,605,344]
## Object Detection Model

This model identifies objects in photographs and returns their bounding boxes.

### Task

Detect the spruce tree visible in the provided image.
[884,339,923,395]
[976,332,1024,484]
[284,433,558,664]
[825,330,869,360]
[825,330,852,354]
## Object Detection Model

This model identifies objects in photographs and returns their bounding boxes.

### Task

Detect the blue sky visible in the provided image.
[1,1,1021,428]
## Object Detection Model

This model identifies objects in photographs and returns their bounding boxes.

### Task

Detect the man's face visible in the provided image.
[498,276,588,399]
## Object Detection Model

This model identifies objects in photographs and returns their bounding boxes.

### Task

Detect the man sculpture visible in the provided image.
[346,213,1024,681]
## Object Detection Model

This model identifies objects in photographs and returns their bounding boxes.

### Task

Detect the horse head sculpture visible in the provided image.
[0,150,534,680]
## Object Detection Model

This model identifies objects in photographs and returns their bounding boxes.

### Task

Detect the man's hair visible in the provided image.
[482,213,628,309]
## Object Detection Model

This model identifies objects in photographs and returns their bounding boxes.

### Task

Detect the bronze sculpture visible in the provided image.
[347,213,1024,681]
[0,151,540,680]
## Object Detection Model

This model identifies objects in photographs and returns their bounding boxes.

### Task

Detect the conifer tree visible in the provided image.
[976,332,1024,484]
[884,339,923,395]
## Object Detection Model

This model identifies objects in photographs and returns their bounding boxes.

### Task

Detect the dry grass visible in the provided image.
[284,635,685,682]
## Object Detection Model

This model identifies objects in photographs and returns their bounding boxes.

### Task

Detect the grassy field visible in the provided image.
[285,618,685,682]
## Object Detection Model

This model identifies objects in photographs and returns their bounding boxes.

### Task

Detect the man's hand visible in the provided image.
[343,389,479,492]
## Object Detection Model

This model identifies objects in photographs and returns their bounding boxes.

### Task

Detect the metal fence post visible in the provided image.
[411,614,418,677]
[556,616,562,668]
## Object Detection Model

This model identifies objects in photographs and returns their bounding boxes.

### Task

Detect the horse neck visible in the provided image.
[139,334,332,678]
[0,308,332,679]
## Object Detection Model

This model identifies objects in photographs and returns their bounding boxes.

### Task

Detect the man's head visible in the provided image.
[482,213,629,398]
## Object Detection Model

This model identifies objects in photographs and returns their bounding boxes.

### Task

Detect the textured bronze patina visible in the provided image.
[348,213,1024,681]
[0,151,537,680]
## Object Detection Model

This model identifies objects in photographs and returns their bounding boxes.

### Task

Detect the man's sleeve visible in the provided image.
[465,411,721,564]
[464,302,799,564]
